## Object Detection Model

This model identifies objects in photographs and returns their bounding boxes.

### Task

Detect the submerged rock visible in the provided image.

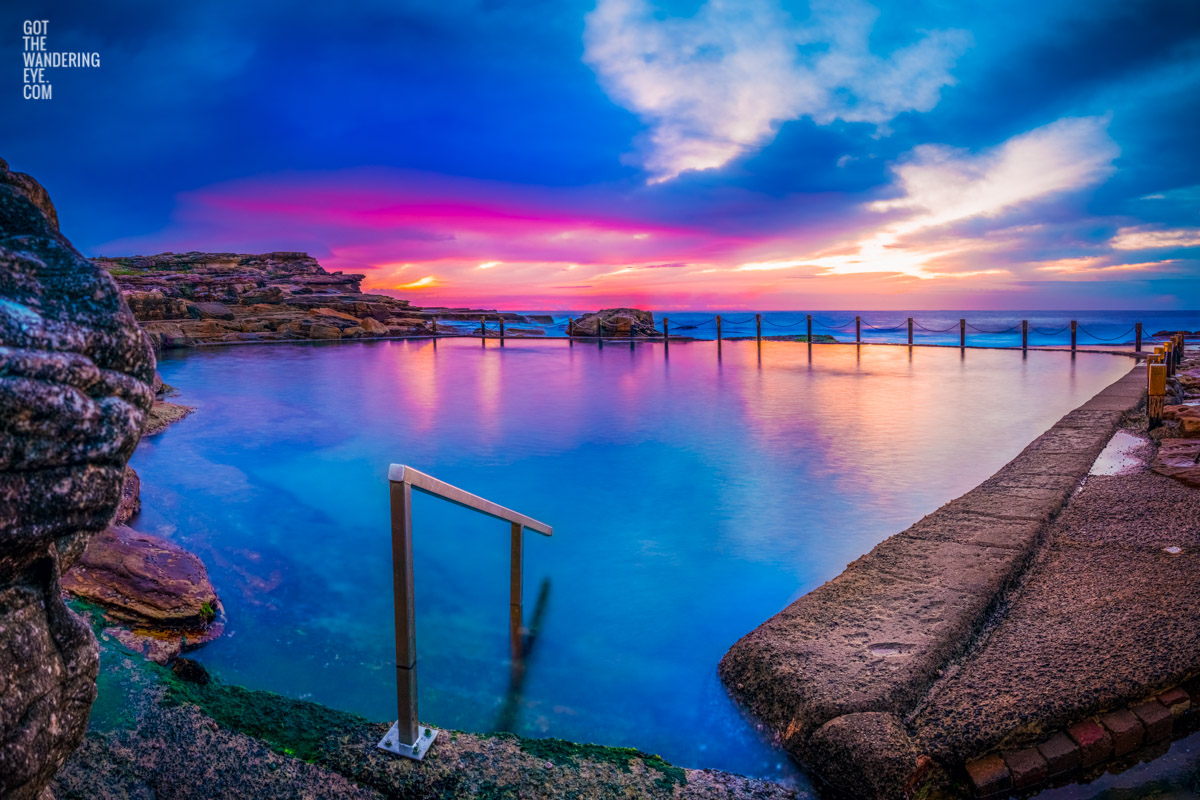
[143,400,194,435]
[0,157,154,798]
[571,308,659,337]
[63,525,219,630]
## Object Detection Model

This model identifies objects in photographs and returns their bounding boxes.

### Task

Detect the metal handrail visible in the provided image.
[378,464,553,761]
[389,464,552,534]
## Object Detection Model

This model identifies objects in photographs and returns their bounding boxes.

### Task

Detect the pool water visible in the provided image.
[129,338,1132,784]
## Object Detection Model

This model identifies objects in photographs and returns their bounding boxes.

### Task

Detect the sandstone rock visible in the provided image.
[125,290,191,321]
[308,324,342,340]
[359,317,388,335]
[241,286,284,304]
[1164,404,1200,435]
[570,308,658,337]
[188,301,235,320]
[114,467,140,524]
[1151,439,1200,488]
[140,321,196,349]
[0,159,154,799]
[309,307,360,323]
[62,525,218,629]
[143,401,194,436]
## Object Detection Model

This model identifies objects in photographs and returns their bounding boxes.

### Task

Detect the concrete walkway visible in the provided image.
[720,363,1170,799]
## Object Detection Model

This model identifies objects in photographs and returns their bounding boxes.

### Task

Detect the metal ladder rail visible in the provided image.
[379,464,553,760]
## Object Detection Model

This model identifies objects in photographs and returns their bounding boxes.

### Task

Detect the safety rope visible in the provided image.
[966,323,1022,334]
[1077,325,1135,342]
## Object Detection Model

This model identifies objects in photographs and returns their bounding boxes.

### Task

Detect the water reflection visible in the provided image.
[136,339,1132,784]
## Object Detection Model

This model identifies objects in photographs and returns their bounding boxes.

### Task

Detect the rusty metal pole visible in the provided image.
[663,316,669,349]
[1022,320,1028,351]
[499,317,505,343]
[907,317,913,345]
[756,313,762,347]
[510,521,523,662]
[389,480,420,748]
[716,315,722,343]
[1135,322,1142,352]
[807,314,812,343]
[480,316,486,343]
[959,318,965,348]
[1070,320,1077,352]
[856,316,861,344]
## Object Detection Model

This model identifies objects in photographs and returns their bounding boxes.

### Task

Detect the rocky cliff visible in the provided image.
[0,158,154,798]
[95,252,537,346]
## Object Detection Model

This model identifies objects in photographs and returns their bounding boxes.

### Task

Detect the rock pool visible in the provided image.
[128,338,1132,784]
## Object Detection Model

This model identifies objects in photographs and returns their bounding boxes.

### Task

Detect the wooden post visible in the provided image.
[959,318,965,348]
[907,317,913,345]
[598,318,604,347]
[806,314,812,343]
[1022,320,1028,351]
[663,316,669,348]
[855,316,861,344]
[716,315,722,343]
[1135,322,1142,352]
[1148,361,1167,428]
[1166,340,1174,376]
[1070,320,1077,352]
[389,481,419,747]
[499,317,505,342]
[509,522,523,662]
[480,316,487,342]
[756,313,762,347]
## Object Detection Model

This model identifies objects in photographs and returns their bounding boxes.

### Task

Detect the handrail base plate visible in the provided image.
[377,722,438,760]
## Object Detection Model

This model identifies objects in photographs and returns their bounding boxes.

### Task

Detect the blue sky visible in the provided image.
[4,0,1199,308]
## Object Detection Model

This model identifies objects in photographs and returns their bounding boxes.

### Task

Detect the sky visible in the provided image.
[4,0,1200,310]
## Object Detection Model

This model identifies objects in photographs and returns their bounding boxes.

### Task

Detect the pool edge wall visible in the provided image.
[717,364,1147,799]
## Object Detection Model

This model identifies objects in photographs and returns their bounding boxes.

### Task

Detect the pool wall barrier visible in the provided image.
[718,365,1148,799]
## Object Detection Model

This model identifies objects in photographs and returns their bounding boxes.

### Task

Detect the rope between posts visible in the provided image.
[720,315,756,324]
[862,321,909,332]
[966,323,1022,334]
[763,318,808,329]
[913,321,960,333]
[1077,325,1135,342]
[814,317,857,330]
[1031,325,1070,336]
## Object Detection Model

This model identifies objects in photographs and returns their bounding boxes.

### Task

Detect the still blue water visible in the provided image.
[482,310,1200,348]
[132,338,1132,784]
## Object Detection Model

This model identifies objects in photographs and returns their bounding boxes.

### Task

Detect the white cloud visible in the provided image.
[737,116,1119,279]
[871,116,1120,232]
[583,0,970,182]
[1110,226,1200,250]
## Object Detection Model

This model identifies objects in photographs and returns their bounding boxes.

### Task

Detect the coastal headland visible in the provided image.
[95,251,549,347]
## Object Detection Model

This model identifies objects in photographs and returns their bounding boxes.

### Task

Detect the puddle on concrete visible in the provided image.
[1090,430,1151,476]
[1032,729,1200,799]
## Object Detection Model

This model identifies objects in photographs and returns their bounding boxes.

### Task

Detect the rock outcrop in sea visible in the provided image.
[96,251,540,346]
[570,307,659,337]
[0,158,155,799]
